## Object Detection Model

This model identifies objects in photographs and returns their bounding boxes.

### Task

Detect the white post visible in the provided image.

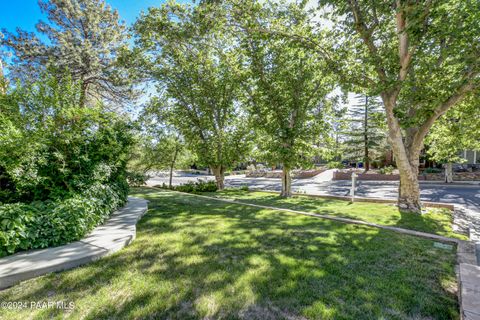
[350,172,357,202]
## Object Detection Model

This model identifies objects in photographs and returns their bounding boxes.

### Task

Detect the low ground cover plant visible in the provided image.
[159,180,218,193]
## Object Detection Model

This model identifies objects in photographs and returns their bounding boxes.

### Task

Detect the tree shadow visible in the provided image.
[0,189,459,319]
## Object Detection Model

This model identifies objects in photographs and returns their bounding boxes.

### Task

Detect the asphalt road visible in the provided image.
[147,174,480,211]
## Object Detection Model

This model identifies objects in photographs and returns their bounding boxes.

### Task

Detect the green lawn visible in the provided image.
[0,188,459,319]
[205,189,466,240]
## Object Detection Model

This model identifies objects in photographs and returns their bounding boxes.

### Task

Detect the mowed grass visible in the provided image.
[205,189,466,240]
[0,187,458,319]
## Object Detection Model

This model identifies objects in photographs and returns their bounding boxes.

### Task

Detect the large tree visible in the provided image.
[2,0,133,107]
[235,0,334,197]
[133,1,252,190]
[312,0,480,211]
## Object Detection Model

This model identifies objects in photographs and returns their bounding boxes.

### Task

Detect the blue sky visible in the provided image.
[0,0,177,33]
[0,0,186,108]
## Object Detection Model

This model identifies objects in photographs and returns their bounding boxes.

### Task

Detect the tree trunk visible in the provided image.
[169,165,174,189]
[79,81,88,108]
[364,96,370,172]
[398,166,422,212]
[445,163,453,183]
[169,145,180,189]
[383,95,423,213]
[280,166,292,197]
[211,166,225,190]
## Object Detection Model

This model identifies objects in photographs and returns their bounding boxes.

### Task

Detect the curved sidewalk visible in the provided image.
[0,197,148,289]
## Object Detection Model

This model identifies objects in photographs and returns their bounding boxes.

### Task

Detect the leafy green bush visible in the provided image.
[126,171,149,187]
[0,76,134,203]
[175,180,218,193]
[0,203,38,254]
[424,167,442,174]
[327,161,343,169]
[379,165,395,175]
[0,183,127,257]
[0,75,134,257]
[159,180,218,193]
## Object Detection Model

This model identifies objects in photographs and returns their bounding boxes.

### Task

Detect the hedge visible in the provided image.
[0,182,128,257]
[159,180,218,193]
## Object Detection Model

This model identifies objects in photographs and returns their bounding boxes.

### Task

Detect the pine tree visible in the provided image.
[343,95,385,172]
[1,0,132,107]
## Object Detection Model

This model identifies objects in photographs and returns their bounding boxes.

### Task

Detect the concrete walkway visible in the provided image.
[0,197,148,289]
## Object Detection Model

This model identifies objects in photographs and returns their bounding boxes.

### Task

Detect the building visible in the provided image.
[461,150,480,165]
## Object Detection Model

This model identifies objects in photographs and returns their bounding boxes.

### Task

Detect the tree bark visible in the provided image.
[211,166,225,190]
[445,162,453,183]
[280,165,292,197]
[398,165,422,212]
[382,94,423,213]
[79,81,88,108]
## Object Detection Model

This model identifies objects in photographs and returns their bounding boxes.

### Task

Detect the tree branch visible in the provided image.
[412,75,479,151]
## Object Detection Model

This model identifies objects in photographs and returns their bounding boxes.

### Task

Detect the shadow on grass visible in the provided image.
[209,189,464,240]
[0,188,459,319]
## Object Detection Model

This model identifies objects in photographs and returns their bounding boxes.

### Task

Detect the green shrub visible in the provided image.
[126,171,149,187]
[0,183,127,257]
[379,165,395,175]
[424,167,442,174]
[0,76,135,204]
[327,161,343,169]
[0,203,38,255]
[0,73,133,257]
[159,180,218,193]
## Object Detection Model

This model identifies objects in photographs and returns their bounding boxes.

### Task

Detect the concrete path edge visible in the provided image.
[0,197,148,290]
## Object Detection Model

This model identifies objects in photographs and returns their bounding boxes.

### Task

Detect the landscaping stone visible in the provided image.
[0,197,148,289]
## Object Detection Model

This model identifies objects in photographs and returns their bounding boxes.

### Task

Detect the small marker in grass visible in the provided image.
[433,242,453,250]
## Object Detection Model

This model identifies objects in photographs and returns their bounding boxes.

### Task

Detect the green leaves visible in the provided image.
[134,1,253,173]
[2,0,134,106]
[0,72,135,204]
[426,95,480,163]
[235,0,335,169]
[0,182,128,257]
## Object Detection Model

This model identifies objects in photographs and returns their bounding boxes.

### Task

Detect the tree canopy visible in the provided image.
[233,0,335,196]
[313,0,480,211]
[2,0,134,107]
[133,2,253,189]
